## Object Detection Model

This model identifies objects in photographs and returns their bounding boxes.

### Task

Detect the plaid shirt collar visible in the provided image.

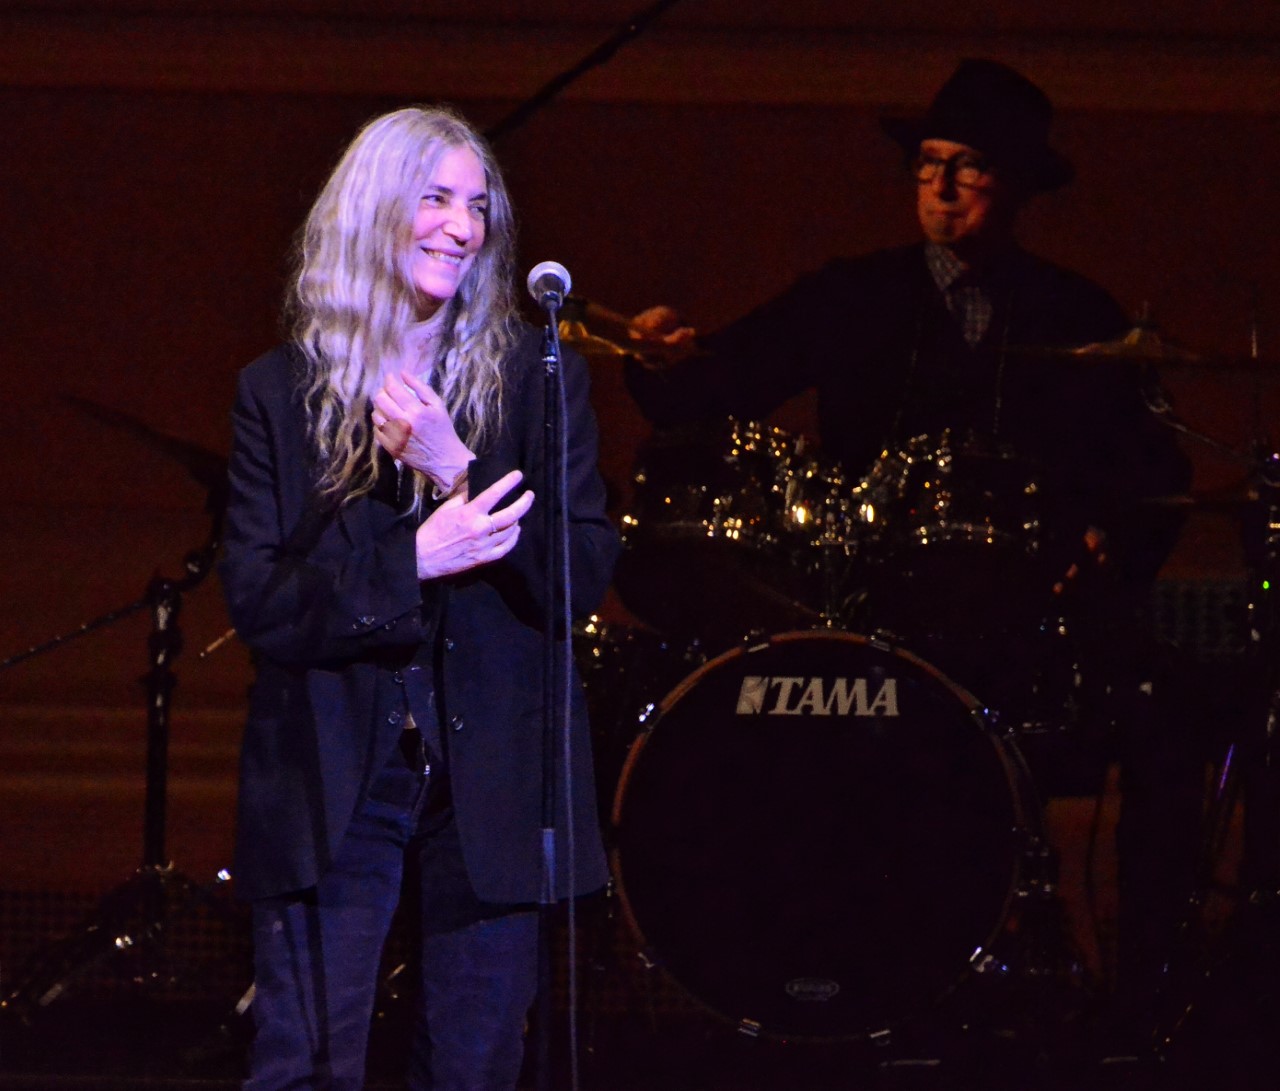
[924,242,967,294]
[924,243,994,346]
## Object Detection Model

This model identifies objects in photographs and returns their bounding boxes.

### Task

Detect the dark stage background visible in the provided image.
[0,4,1277,1080]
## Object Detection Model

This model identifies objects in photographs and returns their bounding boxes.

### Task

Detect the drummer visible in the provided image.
[626,58,1187,597]
[624,58,1198,1045]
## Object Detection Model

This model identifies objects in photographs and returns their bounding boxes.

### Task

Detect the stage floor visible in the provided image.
[2,913,1279,1091]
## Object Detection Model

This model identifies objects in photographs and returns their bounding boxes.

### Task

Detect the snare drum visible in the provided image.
[611,629,1040,1040]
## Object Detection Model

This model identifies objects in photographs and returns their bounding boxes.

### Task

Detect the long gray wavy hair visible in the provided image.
[288,105,519,502]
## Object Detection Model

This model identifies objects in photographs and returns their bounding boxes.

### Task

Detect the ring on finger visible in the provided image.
[488,515,497,535]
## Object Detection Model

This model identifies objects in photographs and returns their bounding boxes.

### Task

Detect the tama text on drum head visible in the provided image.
[736,674,900,717]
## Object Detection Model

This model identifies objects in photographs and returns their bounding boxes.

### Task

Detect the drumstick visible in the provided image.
[200,627,238,658]
[566,295,636,334]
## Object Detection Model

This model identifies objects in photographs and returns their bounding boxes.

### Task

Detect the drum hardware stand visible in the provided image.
[1143,307,1280,1070]
[937,698,1095,1058]
[941,836,1095,1077]
[0,446,235,1025]
[993,726,1089,989]
[1013,858,1076,974]
[1152,445,1280,1058]
[815,533,862,629]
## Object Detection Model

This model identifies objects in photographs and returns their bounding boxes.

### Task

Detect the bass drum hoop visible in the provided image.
[610,629,1040,1042]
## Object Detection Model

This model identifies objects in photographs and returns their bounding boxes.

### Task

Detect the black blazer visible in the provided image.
[219,326,619,903]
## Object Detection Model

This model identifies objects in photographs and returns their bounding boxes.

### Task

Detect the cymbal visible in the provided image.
[1073,324,1201,361]
[1140,481,1262,511]
[1012,326,1280,374]
[557,319,635,358]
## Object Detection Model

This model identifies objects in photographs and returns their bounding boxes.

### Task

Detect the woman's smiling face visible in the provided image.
[409,144,488,319]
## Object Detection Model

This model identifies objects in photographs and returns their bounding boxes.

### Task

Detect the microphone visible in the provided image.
[526,261,572,310]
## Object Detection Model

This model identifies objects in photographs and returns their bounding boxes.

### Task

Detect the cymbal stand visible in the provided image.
[1181,449,1280,901]
[0,499,235,1024]
[1156,448,1280,1054]
[1141,370,1257,468]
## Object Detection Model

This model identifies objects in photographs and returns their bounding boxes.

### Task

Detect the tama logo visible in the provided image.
[736,675,900,717]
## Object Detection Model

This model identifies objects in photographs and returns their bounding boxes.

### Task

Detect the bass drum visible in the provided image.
[611,630,1039,1041]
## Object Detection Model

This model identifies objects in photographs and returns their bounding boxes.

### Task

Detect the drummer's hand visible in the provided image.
[630,306,697,347]
[372,371,474,495]
[415,469,534,581]
[1083,526,1108,565]
[1053,526,1109,594]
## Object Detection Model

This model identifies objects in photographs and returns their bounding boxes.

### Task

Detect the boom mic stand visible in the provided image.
[0,424,234,1024]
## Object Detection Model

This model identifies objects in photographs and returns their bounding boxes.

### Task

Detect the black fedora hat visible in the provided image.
[881,59,1073,192]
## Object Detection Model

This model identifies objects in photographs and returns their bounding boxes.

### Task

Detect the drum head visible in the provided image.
[611,631,1034,1040]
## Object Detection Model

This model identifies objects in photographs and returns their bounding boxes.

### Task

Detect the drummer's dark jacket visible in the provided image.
[220,327,619,904]
[625,242,1191,590]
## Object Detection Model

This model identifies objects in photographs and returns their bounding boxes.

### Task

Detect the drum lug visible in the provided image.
[868,628,898,652]
[971,950,1010,976]
[984,707,1021,740]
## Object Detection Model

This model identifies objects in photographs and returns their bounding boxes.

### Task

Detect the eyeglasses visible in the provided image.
[911,152,994,188]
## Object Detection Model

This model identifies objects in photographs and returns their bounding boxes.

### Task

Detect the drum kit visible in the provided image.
[569,315,1280,1050]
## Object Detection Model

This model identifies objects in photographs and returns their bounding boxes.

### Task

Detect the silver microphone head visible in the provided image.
[527,260,572,305]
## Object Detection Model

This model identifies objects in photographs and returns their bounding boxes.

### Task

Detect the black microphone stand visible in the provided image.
[0,440,235,1025]
[534,289,574,1091]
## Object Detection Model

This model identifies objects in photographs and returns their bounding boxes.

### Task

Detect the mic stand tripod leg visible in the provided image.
[0,865,237,1023]
[1,563,239,1027]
